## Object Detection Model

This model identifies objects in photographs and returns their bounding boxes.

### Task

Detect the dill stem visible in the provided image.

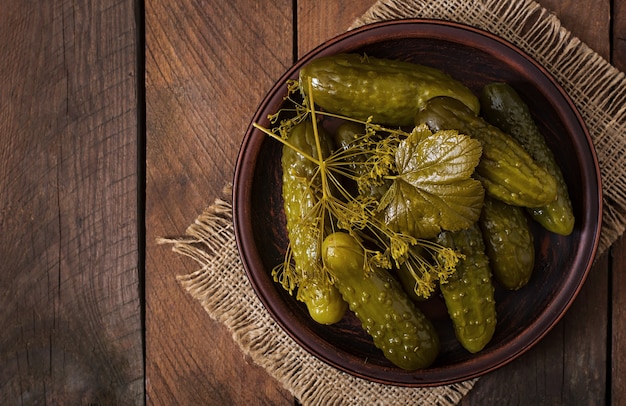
[252,122,319,164]
[306,79,330,201]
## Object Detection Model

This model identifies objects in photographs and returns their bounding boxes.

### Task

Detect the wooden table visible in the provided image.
[1,0,624,404]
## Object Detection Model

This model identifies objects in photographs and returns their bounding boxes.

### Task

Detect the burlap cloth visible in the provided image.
[160,0,626,404]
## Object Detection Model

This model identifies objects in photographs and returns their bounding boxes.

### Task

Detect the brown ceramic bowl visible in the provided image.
[233,19,602,386]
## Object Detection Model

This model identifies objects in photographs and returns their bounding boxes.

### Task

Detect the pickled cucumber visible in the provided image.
[479,196,534,290]
[436,224,496,353]
[322,232,440,369]
[280,120,347,325]
[480,82,575,235]
[300,53,480,126]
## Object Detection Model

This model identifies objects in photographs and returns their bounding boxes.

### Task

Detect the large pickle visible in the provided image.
[436,224,496,353]
[415,96,558,208]
[480,82,575,235]
[479,196,535,291]
[280,120,348,325]
[299,53,480,127]
[322,232,440,370]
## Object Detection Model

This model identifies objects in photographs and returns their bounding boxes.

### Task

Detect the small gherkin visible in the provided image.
[436,223,497,354]
[479,196,535,291]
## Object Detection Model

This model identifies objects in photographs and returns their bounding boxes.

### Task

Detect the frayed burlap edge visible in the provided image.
[159,188,477,406]
[163,0,626,404]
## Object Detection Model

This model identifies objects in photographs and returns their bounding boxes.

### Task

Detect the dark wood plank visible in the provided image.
[539,0,611,58]
[615,0,626,72]
[297,0,373,58]
[610,1,626,400]
[0,0,143,404]
[611,236,626,405]
[145,0,296,404]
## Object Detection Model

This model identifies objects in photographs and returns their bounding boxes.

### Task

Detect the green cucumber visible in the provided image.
[479,196,535,290]
[300,53,480,126]
[436,224,496,353]
[322,232,439,369]
[480,82,575,235]
[280,120,347,325]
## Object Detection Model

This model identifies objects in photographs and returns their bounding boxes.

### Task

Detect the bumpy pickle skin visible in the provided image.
[299,53,479,127]
[415,96,558,208]
[280,120,348,325]
[322,232,440,370]
[297,280,348,325]
[479,82,575,235]
[479,196,535,291]
[436,224,496,354]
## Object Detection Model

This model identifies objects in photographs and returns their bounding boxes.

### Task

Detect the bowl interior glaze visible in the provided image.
[233,20,602,386]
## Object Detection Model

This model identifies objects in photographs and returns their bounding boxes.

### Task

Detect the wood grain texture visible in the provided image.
[0,0,143,404]
[611,237,626,405]
[145,0,296,404]
[616,0,626,72]
[539,0,611,58]
[297,0,373,57]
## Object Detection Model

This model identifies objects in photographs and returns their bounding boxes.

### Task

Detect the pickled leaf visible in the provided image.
[381,124,485,239]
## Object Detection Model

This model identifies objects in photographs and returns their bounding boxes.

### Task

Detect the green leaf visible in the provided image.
[382,124,485,239]
[397,125,482,185]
